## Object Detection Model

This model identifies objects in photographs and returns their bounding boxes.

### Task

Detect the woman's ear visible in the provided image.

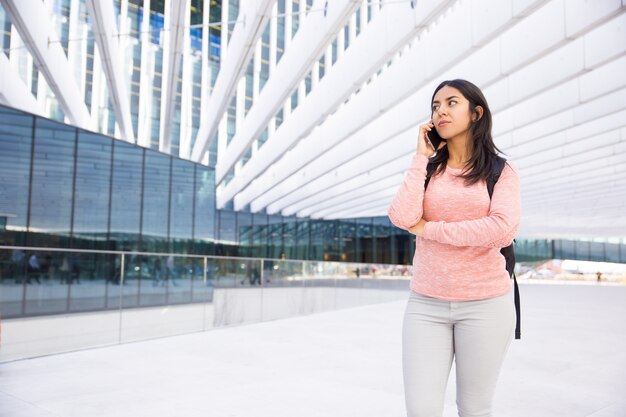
[472,105,484,122]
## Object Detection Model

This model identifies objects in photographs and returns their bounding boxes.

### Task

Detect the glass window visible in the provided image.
[277,0,285,63]
[291,89,298,111]
[252,213,268,258]
[0,5,12,58]
[574,240,590,260]
[110,142,143,251]
[588,241,605,262]
[356,218,373,263]
[557,240,576,259]
[268,215,284,259]
[338,219,356,262]
[292,0,299,37]
[228,0,239,41]
[170,158,194,252]
[310,220,327,261]
[29,118,76,246]
[0,107,33,244]
[217,210,236,256]
[142,151,171,252]
[373,216,391,264]
[275,109,284,129]
[283,217,297,259]
[305,72,312,95]
[605,242,620,263]
[73,132,112,249]
[194,165,216,251]
[260,23,270,91]
[296,219,310,259]
[238,212,253,257]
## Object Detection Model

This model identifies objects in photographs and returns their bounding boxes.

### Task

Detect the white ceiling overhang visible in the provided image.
[213,0,626,240]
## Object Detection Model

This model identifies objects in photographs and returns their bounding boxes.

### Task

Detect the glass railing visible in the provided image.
[0,246,410,362]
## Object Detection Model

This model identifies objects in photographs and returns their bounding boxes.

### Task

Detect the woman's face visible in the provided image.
[431,85,474,140]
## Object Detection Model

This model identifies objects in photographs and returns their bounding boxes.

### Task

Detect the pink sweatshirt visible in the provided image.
[388,154,521,301]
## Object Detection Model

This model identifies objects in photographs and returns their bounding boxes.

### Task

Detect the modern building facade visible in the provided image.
[1,0,625,272]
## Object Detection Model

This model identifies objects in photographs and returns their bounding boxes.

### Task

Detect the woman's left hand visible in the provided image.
[409,218,428,237]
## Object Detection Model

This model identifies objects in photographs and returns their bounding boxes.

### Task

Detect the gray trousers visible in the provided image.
[402,290,515,417]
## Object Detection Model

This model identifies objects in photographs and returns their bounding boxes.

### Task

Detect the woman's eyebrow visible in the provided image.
[432,95,460,104]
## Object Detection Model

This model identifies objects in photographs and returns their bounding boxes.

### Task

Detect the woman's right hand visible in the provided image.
[416,121,438,158]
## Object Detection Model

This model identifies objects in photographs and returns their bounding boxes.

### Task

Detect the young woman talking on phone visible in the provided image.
[387,79,521,417]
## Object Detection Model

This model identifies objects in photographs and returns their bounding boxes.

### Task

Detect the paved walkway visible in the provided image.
[0,284,624,417]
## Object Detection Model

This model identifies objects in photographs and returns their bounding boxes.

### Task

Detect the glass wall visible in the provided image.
[0,105,216,255]
[0,107,32,247]
[73,132,112,249]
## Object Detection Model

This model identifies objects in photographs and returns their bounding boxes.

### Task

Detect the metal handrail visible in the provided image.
[0,245,403,268]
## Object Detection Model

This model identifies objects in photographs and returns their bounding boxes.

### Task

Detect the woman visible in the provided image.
[387,79,521,417]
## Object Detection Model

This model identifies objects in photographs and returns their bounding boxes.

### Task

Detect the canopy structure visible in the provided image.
[0,0,624,240]
[209,0,626,239]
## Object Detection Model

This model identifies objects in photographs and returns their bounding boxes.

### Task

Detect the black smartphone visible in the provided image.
[427,126,446,151]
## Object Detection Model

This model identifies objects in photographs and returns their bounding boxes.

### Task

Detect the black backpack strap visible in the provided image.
[513,272,521,339]
[489,156,521,340]
[487,155,506,198]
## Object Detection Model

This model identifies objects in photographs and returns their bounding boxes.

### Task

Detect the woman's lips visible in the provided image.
[438,121,450,127]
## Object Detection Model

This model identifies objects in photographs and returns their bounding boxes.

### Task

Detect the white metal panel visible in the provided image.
[572,87,626,124]
[223,0,455,209]
[583,12,626,69]
[512,0,553,18]
[2,0,91,128]
[244,0,612,214]
[564,0,622,38]
[159,0,188,153]
[267,130,416,215]
[501,0,565,73]
[215,0,362,183]
[579,55,626,102]
[190,0,275,162]
[298,174,404,218]
[300,52,619,218]
[447,37,502,88]
[470,0,513,46]
[282,66,619,215]
[0,50,41,115]
[507,38,584,103]
[512,79,580,129]
[285,158,412,216]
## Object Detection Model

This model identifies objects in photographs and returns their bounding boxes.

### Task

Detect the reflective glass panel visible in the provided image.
[170,158,194,251]
[110,142,142,250]
[73,132,112,248]
[194,165,215,252]
[0,106,33,245]
[237,212,252,257]
[142,152,170,252]
[29,118,76,246]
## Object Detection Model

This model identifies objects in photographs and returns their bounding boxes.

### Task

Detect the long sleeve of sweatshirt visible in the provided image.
[387,154,429,230]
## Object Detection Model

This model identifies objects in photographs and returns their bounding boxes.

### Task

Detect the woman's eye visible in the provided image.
[449,100,457,106]
[432,105,439,111]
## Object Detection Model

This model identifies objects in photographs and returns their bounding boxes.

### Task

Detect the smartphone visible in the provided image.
[427,126,446,151]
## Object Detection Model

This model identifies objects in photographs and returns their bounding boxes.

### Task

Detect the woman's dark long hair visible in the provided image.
[428,79,504,186]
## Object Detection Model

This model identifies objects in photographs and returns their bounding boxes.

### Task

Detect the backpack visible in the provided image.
[425,156,521,340]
